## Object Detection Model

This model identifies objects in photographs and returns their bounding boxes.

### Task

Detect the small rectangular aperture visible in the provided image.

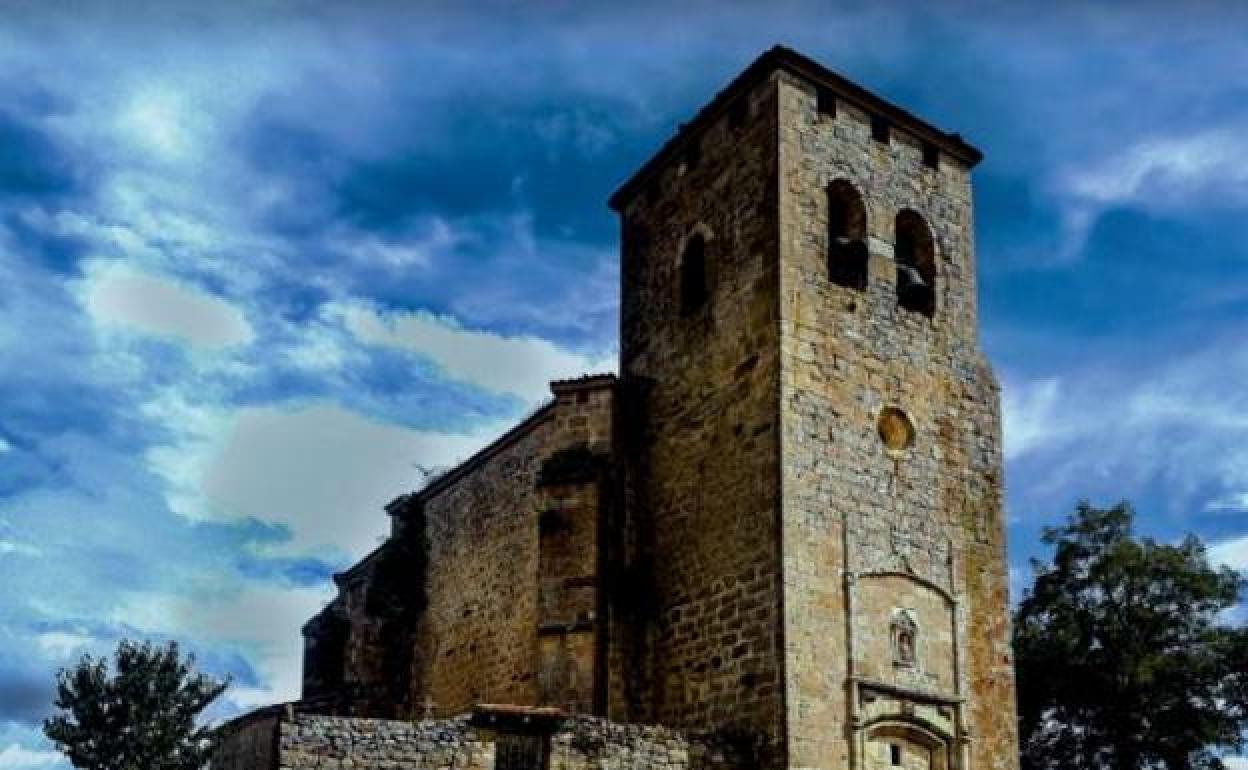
[684,138,701,170]
[871,115,890,144]
[817,86,836,118]
[729,96,749,129]
[922,141,940,169]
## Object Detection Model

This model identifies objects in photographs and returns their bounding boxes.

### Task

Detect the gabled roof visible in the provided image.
[385,373,619,519]
[608,45,983,211]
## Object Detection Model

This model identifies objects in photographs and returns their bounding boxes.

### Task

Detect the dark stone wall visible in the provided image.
[300,378,617,719]
[211,709,279,770]
[615,73,786,754]
[290,49,1018,770]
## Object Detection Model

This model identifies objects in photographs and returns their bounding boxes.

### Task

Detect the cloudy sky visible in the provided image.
[1,1,1247,767]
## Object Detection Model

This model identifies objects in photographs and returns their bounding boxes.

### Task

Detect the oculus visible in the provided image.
[877,407,915,452]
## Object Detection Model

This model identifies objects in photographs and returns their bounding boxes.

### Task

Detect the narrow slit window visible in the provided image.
[922,141,940,169]
[871,115,890,144]
[817,86,836,118]
[680,235,708,316]
[684,139,701,170]
[891,744,903,766]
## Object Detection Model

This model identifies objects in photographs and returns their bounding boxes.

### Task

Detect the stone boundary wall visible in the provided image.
[213,711,748,770]
[278,715,488,769]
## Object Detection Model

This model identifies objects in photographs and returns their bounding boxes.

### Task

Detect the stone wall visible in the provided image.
[616,72,786,749]
[212,711,747,770]
[413,377,614,716]
[774,69,1017,770]
[211,708,279,770]
[289,45,1020,770]
[306,376,618,719]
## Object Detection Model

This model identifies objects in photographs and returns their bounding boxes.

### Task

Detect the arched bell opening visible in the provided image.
[894,209,936,317]
[827,179,869,290]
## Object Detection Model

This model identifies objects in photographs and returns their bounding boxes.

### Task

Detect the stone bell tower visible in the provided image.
[610,47,1018,770]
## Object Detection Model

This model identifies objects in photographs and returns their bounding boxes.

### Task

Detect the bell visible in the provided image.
[897,264,934,314]
[897,263,926,289]
[830,237,868,289]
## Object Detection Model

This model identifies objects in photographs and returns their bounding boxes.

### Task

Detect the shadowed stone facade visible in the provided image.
[215,46,1018,770]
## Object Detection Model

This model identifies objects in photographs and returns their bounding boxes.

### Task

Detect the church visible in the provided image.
[215,46,1019,770]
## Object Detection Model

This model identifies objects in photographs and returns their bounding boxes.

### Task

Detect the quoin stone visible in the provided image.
[213,46,1018,770]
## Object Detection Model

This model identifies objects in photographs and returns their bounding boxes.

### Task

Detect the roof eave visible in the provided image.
[608,45,983,212]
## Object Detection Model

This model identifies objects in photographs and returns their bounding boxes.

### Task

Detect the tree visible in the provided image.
[43,639,229,770]
[1014,501,1248,770]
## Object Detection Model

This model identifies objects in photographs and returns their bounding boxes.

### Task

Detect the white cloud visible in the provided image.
[1002,377,1066,460]
[1226,757,1248,770]
[112,582,334,711]
[1057,127,1248,260]
[1065,129,1248,207]
[281,322,356,372]
[1002,334,1248,516]
[329,217,462,270]
[1206,492,1248,514]
[80,261,254,349]
[0,743,65,769]
[145,399,500,558]
[333,301,614,402]
[1007,567,1027,607]
[0,541,42,558]
[35,631,92,660]
[117,85,196,161]
[1210,535,1248,572]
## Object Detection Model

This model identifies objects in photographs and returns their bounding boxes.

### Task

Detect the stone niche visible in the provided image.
[851,573,956,694]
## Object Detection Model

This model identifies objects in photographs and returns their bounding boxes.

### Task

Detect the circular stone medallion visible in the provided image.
[877,407,916,452]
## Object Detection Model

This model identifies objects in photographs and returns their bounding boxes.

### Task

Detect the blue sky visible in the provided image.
[1,2,1247,767]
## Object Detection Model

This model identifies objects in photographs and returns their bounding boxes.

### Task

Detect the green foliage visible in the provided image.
[1014,501,1248,770]
[43,639,229,770]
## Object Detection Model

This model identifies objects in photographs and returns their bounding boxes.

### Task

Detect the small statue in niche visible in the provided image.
[891,610,918,668]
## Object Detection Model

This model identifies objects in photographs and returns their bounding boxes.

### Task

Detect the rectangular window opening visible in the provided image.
[922,141,940,169]
[871,115,890,144]
[890,744,903,766]
[817,87,836,118]
[684,139,701,170]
